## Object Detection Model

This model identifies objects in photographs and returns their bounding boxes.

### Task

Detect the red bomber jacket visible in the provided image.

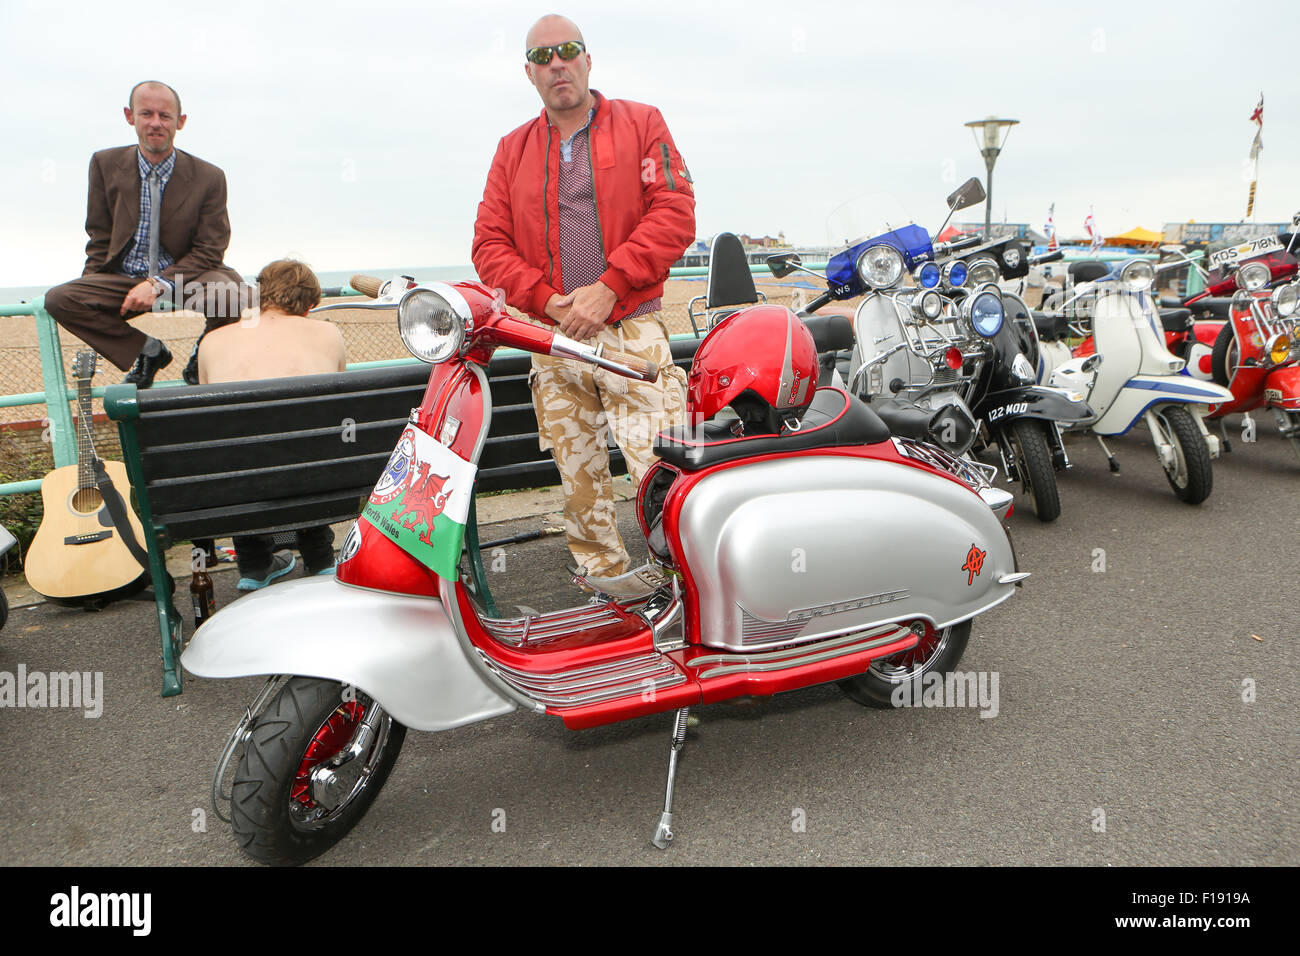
[472,90,696,324]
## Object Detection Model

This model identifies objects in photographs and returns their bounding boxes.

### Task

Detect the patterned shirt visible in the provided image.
[120,149,176,292]
[557,112,660,321]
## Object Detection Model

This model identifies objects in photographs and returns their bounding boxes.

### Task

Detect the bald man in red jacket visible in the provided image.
[473,15,695,584]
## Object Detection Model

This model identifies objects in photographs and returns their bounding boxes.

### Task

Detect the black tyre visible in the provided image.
[1281,410,1300,463]
[1210,323,1237,388]
[0,588,8,631]
[1008,419,1061,522]
[1153,405,1213,504]
[231,677,406,866]
[839,620,972,709]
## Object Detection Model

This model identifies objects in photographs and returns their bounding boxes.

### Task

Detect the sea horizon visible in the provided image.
[0,265,478,306]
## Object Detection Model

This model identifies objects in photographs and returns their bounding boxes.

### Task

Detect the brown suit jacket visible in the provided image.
[82,145,242,285]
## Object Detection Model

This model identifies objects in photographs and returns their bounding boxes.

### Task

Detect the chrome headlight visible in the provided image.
[1120,259,1155,293]
[942,260,969,288]
[966,258,999,286]
[1237,260,1271,292]
[857,244,904,289]
[914,262,941,289]
[1270,283,1298,317]
[911,289,944,321]
[398,288,468,363]
[964,286,1005,337]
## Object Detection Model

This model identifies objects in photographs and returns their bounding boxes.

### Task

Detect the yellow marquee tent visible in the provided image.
[1106,226,1165,247]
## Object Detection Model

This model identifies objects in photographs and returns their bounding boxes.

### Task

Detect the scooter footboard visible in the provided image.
[181,576,516,731]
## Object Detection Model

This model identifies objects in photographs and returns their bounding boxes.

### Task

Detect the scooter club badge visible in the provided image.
[372,429,417,505]
[362,423,477,583]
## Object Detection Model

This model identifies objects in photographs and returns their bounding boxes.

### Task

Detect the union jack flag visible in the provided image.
[1249,93,1263,160]
[1084,209,1103,253]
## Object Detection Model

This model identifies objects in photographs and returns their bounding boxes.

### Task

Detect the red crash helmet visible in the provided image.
[687,304,818,434]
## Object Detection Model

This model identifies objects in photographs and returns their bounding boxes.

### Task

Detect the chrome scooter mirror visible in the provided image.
[766,253,802,278]
[946,177,986,212]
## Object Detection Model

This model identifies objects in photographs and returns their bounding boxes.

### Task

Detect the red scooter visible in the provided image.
[183,275,1027,865]
[1178,226,1300,458]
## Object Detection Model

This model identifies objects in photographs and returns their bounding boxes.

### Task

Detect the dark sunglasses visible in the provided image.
[526,40,586,65]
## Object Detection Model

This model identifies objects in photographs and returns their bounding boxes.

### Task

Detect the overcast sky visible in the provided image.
[2,0,1296,287]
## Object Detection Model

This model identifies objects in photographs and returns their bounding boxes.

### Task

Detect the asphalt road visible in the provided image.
[1,417,1296,867]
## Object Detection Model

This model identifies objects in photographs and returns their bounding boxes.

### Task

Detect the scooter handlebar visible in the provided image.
[350,274,384,298]
[1030,250,1065,265]
[548,333,660,382]
[599,348,660,382]
[935,235,983,256]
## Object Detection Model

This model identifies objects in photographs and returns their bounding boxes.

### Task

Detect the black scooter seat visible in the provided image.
[802,313,855,353]
[1186,296,1233,319]
[655,386,890,472]
[1032,310,1069,341]
[1159,308,1192,332]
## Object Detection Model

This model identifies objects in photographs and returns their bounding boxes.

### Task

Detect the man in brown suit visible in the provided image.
[43,81,249,387]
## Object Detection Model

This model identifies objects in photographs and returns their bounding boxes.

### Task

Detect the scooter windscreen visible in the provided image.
[822,193,933,296]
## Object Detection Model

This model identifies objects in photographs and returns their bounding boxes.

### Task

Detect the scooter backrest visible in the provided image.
[707,232,760,309]
[1068,260,1110,284]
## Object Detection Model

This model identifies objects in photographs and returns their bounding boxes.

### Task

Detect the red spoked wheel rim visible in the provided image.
[291,701,364,809]
[868,621,950,683]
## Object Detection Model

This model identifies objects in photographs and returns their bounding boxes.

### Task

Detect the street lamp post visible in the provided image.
[963,116,1019,237]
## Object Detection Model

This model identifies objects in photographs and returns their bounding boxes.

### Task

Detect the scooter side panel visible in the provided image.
[675,456,1016,652]
[1264,365,1300,411]
[181,576,516,731]
[1094,376,1234,435]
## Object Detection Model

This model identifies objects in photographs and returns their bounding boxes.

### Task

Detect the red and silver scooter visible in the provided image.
[184,275,1028,865]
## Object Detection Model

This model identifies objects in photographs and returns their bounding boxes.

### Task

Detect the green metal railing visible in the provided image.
[1,299,76,495]
[0,295,424,497]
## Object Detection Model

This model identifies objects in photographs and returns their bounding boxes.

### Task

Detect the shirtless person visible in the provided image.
[199,259,346,589]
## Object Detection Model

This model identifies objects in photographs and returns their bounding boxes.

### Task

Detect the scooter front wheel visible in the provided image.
[231,677,406,866]
[838,620,971,709]
[1153,406,1213,504]
[1008,419,1061,522]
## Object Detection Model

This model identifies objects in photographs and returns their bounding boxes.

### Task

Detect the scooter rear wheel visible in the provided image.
[231,677,406,866]
[1153,405,1213,504]
[838,620,971,709]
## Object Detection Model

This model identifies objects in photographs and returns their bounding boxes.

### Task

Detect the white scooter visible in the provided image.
[1036,258,1234,503]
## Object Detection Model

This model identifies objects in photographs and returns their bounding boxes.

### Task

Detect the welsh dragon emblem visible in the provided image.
[391,460,452,545]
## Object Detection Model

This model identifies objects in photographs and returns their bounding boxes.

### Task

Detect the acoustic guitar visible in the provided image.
[26,350,148,607]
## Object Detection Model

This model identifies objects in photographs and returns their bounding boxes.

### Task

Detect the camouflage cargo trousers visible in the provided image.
[529,310,687,576]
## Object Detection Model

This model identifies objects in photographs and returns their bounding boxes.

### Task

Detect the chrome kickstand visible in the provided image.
[652,707,691,849]
[1219,418,1233,454]
[1095,434,1120,473]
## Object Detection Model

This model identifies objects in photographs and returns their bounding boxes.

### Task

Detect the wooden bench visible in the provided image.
[105,341,702,697]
